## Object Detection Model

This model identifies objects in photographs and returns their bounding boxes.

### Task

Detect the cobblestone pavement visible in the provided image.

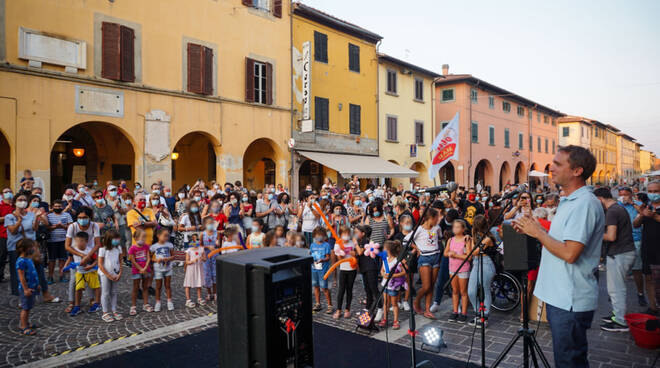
[0,266,657,367]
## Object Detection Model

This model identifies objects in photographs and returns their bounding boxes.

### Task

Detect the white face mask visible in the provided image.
[16,201,28,209]
[341,235,350,241]
[178,192,185,199]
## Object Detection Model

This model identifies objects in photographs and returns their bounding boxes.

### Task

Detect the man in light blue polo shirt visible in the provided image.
[514,145,604,368]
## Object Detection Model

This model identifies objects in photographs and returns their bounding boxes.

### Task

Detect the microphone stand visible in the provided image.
[363,192,439,368]
[441,196,515,368]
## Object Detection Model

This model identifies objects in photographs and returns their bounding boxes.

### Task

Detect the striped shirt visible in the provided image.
[368,216,390,247]
[47,212,73,243]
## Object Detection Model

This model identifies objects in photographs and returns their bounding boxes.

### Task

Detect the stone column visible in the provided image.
[144,110,172,189]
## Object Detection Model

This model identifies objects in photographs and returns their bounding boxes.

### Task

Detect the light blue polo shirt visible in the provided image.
[534,185,605,312]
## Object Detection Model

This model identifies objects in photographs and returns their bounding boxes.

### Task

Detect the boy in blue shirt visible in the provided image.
[16,238,40,336]
[310,226,333,314]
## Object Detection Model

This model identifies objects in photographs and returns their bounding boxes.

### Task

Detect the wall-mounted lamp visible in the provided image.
[73,148,85,157]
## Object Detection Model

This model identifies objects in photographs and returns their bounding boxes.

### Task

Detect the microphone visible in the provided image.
[502,184,528,200]
[415,182,458,195]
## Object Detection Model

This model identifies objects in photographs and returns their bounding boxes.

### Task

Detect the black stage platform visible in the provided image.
[83,322,474,367]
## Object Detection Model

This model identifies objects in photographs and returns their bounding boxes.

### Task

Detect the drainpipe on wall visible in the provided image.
[289,5,297,201]
[430,78,436,186]
[375,39,382,186]
[467,80,480,188]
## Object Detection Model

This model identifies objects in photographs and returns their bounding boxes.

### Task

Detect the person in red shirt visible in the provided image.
[0,187,15,282]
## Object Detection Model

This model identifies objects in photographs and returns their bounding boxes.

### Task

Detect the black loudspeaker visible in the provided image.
[502,224,541,272]
[217,247,314,368]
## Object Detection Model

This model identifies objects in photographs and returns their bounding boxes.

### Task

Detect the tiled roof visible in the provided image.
[435,74,563,116]
[377,53,440,78]
[292,2,382,44]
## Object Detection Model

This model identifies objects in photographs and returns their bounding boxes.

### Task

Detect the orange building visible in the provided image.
[434,65,563,192]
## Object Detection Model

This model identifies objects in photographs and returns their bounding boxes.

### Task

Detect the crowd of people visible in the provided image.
[0,155,658,353]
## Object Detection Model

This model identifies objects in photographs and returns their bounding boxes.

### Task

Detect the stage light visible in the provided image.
[357,310,372,327]
[421,326,446,353]
[73,148,85,157]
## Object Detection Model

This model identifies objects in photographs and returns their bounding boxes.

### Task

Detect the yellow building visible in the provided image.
[377,54,439,188]
[616,133,637,183]
[604,124,619,183]
[290,3,415,195]
[590,121,609,184]
[641,149,657,173]
[0,0,292,199]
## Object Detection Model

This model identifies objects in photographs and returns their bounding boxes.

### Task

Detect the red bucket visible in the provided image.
[625,313,660,349]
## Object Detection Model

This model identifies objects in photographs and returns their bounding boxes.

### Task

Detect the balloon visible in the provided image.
[323,257,357,280]
[207,245,245,258]
[312,202,344,250]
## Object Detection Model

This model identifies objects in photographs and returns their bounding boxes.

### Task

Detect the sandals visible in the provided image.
[102,313,114,323]
[423,312,437,320]
[65,303,74,313]
[113,312,123,321]
[332,310,341,319]
[378,319,388,328]
[392,321,401,330]
[185,299,196,308]
[197,298,206,306]
[21,327,36,336]
[44,296,61,303]
[325,306,334,315]
[344,310,351,318]
[205,294,212,302]
[312,304,322,312]
[142,304,154,313]
[129,306,137,316]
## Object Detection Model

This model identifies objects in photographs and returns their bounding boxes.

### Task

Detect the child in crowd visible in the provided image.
[287,215,299,233]
[264,230,277,247]
[445,219,472,323]
[150,228,175,311]
[184,236,206,308]
[98,230,123,322]
[274,225,286,247]
[395,215,414,311]
[16,239,39,335]
[247,219,265,248]
[201,217,219,302]
[71,232,101,316]
[128,229,153,315]
[284,231,296,247]
[333,226,356,320]
[379,240,406,330]
[294,233,307,248]
[310,226,333,314]
[355,225,382,320]
[221,225,240,254]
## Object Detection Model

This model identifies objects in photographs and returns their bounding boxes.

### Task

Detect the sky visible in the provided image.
[299,0,660,154]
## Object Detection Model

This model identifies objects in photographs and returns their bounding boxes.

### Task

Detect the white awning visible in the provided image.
[299,151,419,178]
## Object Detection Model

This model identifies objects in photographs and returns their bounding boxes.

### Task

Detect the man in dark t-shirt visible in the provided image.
[634,181,660,315]
[594,187,636,332]
[459,188,484,226]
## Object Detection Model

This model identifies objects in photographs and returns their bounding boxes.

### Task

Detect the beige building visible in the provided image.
[0,0,292,199]
[558,116,593,150]
[641,149,657,173]
[616,133,638,183]
[378,54,439,189]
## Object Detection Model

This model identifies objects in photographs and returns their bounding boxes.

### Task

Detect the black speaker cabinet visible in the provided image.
[217,247,314,368]
[502,224,542,272]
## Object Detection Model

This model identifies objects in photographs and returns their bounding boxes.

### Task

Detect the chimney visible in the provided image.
[442,64,449,76]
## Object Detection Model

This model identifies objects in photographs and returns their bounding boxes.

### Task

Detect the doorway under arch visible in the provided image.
[499,161,512,192]
[243,138,281,191]
[474,159,494,192]
[0,130,10,190]
[172,132,217,192]
[439,162,455,184]
[50,122,135,199]
[514,161,526,184]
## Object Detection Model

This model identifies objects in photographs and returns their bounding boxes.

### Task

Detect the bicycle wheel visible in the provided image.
[490,271,521,312]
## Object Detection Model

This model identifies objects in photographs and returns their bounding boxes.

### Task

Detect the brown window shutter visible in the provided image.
[119,26,135,82]
[101,22,121,80]
[187,43,203,94]
[242,0,252,5]
[273,0,282,18]
[265,62,273,105]
[202,46,213,95]
[245,57,255,102]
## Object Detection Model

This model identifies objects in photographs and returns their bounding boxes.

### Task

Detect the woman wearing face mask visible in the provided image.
[207,197,227,236]
[133,182,143,195]
[153,196,176,235]
[5,193,40,295]
[46,200,73,283]
[92,190,117,237]
[347,195,364,225]
[175,188,188,218]
[64,207,102,312]
[178,200,202,248]
[241,193,254,235]
[504,192,535,220]
[299,193,321,246]
[364,201,394,247]
[224,192,244,232]
[256,190,282,232]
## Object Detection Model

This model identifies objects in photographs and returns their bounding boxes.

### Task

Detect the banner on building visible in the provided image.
[429,112,459,180]
[301,41,311,121]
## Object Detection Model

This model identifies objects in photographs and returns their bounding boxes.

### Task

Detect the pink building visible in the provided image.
[434,65,563,192]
